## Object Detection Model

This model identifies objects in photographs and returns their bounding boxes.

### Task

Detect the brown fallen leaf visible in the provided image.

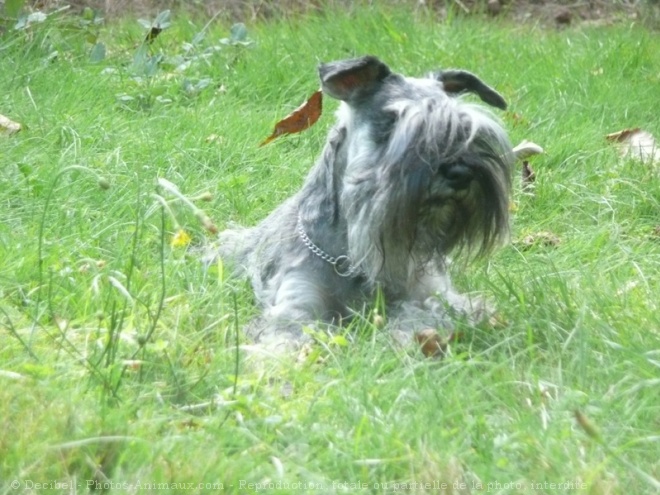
[122,359,143,371]
[192,191,213,202]
[574,410,601,440]
[522,161,536,190]
[260,90,323,146]
[606,128,659,166]
[606,128,640,142]
[415,329,446,359]
[517,231,561,249]
[197,213,218,235]
[0,114,22,135]
[512,141,542,191]
[506,112,528,127]
[488,313,508,329]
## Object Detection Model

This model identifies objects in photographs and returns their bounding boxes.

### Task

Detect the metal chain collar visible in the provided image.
[296,213,358,277]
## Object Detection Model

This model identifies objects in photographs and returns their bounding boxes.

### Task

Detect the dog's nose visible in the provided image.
[444,164,473,190]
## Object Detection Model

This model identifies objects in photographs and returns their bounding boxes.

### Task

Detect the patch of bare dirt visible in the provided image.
[20,0,660,28]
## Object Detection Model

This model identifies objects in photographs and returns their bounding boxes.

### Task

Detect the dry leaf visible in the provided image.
[606,128,659,165]
[415,329,446,359]
[512,141,542,191]
[122,360,143,371]
[198,214,218,234]
[0,370,25,380]
[512,140,544,161]
[522,161,536,189]
[296,342,314,363]
[488,313,508,329]
[0,114,22,135]
[506,111,528,127]
[606,128,639,142]
[54,316,68,332]
[372,312,385,329]
[574,410,601,440]
[192,191,213,202]
[260,90,323,146]
[518,231,561,249]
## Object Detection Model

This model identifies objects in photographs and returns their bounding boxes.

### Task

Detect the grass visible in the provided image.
[1,5,660,494]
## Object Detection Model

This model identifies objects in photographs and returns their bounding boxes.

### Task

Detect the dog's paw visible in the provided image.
[256,330,309,354]
[244,317,315,356]
[428,291,494,325]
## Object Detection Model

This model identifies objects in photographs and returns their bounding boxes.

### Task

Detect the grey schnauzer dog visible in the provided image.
[209,55,513,350]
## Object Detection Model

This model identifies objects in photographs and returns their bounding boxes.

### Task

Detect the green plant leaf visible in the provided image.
[90,42,106,63]
[82,6,95,21]
[144,54,163,77]
[131,42,148,74]
[229,22,248,42]
[14,11,47,30]
[154,10,171,29]
[219,23,253,47]
[192,31,205,46]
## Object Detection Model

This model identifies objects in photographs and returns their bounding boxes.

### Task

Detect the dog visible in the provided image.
[207,55,513,351]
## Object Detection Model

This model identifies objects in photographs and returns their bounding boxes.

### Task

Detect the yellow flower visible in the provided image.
[171,229,191,248]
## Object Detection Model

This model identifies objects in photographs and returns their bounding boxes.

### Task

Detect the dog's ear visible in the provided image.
[434,70,507,110]
[319,56,391,103]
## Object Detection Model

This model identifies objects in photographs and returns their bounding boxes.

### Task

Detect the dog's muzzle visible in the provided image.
[443,164,473,190]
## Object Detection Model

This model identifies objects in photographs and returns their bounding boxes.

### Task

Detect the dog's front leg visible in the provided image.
[249,269,335,351]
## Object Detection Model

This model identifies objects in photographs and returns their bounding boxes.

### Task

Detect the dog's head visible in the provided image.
[317,56,513,285]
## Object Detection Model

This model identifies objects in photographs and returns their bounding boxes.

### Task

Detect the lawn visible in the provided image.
[1,4,659,494]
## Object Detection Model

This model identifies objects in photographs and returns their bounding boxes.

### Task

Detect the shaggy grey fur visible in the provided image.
[207,56,513,350]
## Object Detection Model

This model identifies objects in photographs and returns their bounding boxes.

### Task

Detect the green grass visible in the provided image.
[1,5,660,494]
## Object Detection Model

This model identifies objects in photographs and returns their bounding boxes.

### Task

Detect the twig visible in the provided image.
[453,0,470,14]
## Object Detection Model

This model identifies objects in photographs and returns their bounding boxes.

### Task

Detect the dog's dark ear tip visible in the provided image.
[475,90,507,111]
[318,55,391,103]
[494,98,508,111]
[435,69,508,110]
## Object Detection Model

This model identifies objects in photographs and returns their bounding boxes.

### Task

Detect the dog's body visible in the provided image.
[210,56,513,349]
